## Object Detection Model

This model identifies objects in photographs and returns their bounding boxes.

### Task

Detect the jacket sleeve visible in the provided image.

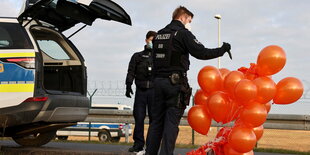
[182,31,225,60]
[125,53,137,86]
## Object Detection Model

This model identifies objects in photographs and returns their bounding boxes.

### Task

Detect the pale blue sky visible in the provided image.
[1,0,309,114]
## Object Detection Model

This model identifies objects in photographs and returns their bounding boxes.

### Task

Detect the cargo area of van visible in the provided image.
[31,27,86,94]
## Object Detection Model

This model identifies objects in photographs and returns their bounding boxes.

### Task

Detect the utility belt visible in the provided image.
[135,80,153,89]
[156,72,192,108]
[155,71,186,78]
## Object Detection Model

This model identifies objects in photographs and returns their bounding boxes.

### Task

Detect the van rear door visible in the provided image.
[18,0,131,32]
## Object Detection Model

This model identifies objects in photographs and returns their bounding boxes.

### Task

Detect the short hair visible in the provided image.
[172,6,194,20]
[146,31,157,39]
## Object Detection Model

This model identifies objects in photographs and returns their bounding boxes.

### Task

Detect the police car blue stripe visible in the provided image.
[73,124,120,128]
[0,63,34,82]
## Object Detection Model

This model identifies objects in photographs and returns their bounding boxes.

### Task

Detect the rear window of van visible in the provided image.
[0,23,33,49]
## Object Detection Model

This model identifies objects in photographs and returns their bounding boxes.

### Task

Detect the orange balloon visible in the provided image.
[198,66,223,94]
[194,89,209,106]
[252,125,264,141]
[239,101,267,127]
[253,76,276,104]
[207,91,231,124]
[256,45,286,76]
[265,102,272,113]
[234,118,246,127]
[187,105,212,135]
[273,77,304,104]
[224,71,245,96]
[228,126,257,153]
[223,143,254,155]
[219,68,230,79]
[234,79,257,105]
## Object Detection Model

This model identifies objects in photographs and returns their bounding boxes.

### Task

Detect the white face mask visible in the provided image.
[185,23,191,31]
[146,41,153,49]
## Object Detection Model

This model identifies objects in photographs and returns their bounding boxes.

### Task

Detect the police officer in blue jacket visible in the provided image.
[125,31,157,153]
[145,6,231,155]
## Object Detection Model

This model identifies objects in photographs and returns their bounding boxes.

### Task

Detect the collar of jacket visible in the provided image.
[143,45,152,55]
[166,20,185,30]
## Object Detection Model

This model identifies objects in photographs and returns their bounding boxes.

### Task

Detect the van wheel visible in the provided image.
[12,130,56,147]
[57,136,68,140]
[98,130,111,142]
[111,137,120,142]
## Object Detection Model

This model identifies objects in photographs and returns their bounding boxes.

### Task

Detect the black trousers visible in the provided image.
[133,87,153,148]
[146,78,185,155]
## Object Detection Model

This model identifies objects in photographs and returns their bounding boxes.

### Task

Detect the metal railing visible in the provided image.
[86,109,310,130]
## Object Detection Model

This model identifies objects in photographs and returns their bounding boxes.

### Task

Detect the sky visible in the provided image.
[0,0,309,114]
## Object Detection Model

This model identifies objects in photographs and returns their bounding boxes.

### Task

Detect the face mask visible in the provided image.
[147,42,153,49]
[185,23,191,31]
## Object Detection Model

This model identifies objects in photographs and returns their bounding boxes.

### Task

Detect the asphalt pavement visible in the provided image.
[0,140,294,155]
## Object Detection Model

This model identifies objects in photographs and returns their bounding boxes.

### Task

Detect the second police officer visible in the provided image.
[125,31,157,153]
[145,6,232,155]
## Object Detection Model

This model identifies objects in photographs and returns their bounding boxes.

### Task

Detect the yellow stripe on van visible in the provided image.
[0,52,35,58]
[0,84,34,92]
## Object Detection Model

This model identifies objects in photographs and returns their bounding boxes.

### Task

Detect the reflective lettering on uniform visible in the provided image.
[156,53,165,58]
[142,55,149,58]
[0,64,3,73]
[155,34,171,40]
[194,39,202,45]
[158,44,164,49]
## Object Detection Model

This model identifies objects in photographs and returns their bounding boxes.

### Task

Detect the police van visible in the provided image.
[0,0,131,146]
[56,104,132,142]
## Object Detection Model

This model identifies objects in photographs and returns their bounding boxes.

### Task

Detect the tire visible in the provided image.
[111,137,120,142]
[98,130,111,142]
[57,136,68,140]
[12,130,56,147]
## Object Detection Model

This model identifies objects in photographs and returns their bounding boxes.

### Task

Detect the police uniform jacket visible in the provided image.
[126,46,153,89]
[153,20,227,74]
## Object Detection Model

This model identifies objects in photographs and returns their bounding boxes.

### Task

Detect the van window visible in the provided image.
[37,40,70,60]
[92,107,118,110]
[0,23,33,49]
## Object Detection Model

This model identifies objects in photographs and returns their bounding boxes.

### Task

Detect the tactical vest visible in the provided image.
[153,30,184,74]
[135,52,152,81]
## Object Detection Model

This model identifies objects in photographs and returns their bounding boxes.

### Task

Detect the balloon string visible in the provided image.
[225,100,243,124]
[187,130,231,155]
[227,105,243,123]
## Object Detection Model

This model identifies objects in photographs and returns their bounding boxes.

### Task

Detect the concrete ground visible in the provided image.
[0,140,295,155]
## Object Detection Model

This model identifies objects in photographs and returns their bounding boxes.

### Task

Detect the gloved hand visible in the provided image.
[221,42,232,59]
[125,85,133,98]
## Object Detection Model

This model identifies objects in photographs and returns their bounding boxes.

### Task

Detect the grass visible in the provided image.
[62,125,310,153]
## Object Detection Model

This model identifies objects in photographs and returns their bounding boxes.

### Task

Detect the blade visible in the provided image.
[227,50,232,60]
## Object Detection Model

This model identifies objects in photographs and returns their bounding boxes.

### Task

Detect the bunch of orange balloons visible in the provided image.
[187,45,304,154]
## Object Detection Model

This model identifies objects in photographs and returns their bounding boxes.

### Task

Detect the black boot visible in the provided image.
[128,145,143,152]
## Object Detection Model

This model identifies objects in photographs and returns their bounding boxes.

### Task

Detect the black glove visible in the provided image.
[221,42,232,60]
[125,85,133,98]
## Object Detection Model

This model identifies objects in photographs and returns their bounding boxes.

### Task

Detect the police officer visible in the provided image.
[125,31,157,153]
[145,6,231,155]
